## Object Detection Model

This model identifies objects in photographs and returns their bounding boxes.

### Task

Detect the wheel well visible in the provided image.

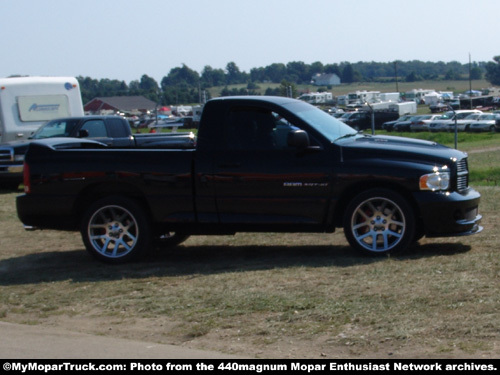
[332,181,424,231]
[74,182,151,221]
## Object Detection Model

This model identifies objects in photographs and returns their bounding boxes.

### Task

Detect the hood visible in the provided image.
[337,134,466,165]
[0,139,33,148]
[0,139,32,156]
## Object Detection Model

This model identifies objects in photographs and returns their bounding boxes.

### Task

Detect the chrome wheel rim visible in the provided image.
[88,205,139,258]
[350,197,406,252]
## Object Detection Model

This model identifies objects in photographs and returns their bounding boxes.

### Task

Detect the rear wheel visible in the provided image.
[343,189,415,255]
[81,196,151,263]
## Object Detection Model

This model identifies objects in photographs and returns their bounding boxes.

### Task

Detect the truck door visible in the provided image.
[211,106,332,227]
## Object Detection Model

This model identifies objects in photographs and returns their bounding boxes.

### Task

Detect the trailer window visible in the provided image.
[17,95,71,122]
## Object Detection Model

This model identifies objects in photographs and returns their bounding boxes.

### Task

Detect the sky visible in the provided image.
[1,0,499,84]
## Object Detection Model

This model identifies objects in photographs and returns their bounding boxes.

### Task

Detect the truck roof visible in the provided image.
[208,96,298,106]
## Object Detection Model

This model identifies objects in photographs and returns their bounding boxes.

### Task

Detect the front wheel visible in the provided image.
[343,189,415,255]
[81,196,151,263]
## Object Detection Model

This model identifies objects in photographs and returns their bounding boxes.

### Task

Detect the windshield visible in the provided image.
[30,119,80,139]
[340,112,355,119]
[438,111,454,120]
[283,101,357,142]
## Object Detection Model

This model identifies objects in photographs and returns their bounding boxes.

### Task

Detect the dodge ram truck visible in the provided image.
[0,115,195,188]
[17,96,483,263]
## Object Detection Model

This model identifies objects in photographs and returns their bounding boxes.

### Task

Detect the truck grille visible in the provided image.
[456,158,468,193]
[0,148,13,162]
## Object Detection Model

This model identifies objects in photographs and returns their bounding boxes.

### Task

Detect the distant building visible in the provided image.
[84,96,157,115]
[311,73,341,86]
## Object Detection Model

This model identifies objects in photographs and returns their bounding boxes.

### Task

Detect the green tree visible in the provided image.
[161,65,200,88]
[225,62,245,85]
[405,71,423,82]
[279,80,297,98]
[470,66,483,80]
[200,65,226,87]
[138,75,160,102]
[286,61,309,84]
[341,64,355,83]
[485,56,500,85]
[265,63,287,83]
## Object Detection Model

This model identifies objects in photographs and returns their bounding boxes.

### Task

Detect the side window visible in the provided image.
[81,120,108,138]
[106,118,129,138]
[224,107,299,151]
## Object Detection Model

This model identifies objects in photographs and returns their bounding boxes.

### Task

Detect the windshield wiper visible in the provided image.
[334,131,361,141]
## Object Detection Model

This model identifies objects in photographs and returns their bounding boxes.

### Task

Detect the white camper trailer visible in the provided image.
[388,101,417,115]
[298,92,333,104]
[0,76,84,142]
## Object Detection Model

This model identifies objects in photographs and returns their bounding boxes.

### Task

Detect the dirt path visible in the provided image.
[467,146,500,154]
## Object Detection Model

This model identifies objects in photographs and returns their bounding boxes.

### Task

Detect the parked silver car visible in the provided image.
[410,114,441,132]
[469,114,499,132]
[429,110,483,132]
[446,113,482,132]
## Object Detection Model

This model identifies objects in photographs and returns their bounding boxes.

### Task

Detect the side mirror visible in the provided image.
[287,130,310,150]
[78,129,89,138]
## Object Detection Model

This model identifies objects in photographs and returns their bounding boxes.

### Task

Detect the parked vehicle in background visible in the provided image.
[429,102,449,113]
[428,110,483,132]
[447,113,483,132]
[0,116,195,188]
[387,102,417,116]
[410,114,441,132]
[338,110,399,131]
[393,115,423,132]
[0,76,83,143]
[468,113,499,132]
[382,115,412,131]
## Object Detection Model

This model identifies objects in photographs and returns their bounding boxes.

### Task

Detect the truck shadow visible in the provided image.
[0,242,471,286]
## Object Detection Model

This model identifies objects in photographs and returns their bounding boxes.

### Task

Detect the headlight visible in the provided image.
[419,171,450,191]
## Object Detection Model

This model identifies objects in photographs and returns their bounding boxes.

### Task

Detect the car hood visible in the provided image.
[0,139,33,148]
[337,134,466,165]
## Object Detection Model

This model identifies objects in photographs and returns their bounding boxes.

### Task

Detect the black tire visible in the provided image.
[81,196,151,263]
[155,232,190,248]
[343,189,415,255]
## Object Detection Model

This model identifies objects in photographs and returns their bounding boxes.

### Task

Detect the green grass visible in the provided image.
[208,79,492,99]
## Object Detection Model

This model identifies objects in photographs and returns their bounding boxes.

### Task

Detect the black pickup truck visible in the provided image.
[338,110,399,131]
[17,96,482,263]
[0,115,195,188]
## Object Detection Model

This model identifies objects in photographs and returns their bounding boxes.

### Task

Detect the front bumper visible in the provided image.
[413,188,482,237]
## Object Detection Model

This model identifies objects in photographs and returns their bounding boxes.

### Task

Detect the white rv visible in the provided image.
[347,90,380,105]
[405,89,435,104]
[0,76,84,143]
[298,92,333,104]
[388,101,417,115]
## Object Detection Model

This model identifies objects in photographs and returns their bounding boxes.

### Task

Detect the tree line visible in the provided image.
[78,57,500,105]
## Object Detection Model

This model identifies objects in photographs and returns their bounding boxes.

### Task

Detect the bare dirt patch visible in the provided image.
[1,189,499,359]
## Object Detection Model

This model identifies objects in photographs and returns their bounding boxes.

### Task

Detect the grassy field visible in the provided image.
[0,134,499,358]
[207,79,493,99]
